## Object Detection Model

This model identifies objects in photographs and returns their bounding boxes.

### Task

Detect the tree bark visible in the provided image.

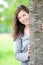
[29,0,43,65]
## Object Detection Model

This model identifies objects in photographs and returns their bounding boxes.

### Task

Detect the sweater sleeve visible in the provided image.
[14,37,29,62]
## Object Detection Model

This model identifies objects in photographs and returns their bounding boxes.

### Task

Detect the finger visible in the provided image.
[28,50,31,53]
[28,46,30,50]
[28,48,30,51]
[28,44,31,48]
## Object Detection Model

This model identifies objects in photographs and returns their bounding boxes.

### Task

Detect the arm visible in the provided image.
[14,37,29,62]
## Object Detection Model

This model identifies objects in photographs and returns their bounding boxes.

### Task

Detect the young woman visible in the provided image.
[13,5,31,65]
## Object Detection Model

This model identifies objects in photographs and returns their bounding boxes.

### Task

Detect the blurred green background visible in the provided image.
[0,0,29,65]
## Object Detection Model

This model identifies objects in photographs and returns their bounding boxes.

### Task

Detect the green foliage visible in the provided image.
[17,0,29,7]
[0,0,30,33]
[0,35,20,65]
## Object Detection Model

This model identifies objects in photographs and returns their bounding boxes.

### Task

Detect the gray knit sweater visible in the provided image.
[14,32,30,65]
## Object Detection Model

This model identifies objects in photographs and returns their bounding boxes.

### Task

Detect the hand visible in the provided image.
[41,23,43,30]
[28,44,31,57]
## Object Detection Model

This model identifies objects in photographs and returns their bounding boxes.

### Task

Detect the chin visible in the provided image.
[25,23,29,25]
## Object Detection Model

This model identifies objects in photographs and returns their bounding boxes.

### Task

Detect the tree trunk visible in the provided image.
[29,0,43,65]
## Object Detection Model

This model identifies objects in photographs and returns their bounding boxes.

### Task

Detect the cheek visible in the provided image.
[27,15,29,20]
[26,14,29,18]
[27,15,29,18]
[19,19,22,23]
[19,19,21,22]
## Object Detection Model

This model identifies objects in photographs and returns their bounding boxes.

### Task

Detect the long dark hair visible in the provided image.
[13,5,29,41]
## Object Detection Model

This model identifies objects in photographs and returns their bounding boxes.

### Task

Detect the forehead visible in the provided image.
[18,10,28,17]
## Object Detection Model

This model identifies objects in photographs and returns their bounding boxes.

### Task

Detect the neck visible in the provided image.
[25,24,29,29]
[24,24,30,36]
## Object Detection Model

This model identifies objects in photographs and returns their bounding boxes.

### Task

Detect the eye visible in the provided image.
[22,14,25,17]
[18,17,21,20]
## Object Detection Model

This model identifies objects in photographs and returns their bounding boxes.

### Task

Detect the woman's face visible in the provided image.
[17,10,29,25]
